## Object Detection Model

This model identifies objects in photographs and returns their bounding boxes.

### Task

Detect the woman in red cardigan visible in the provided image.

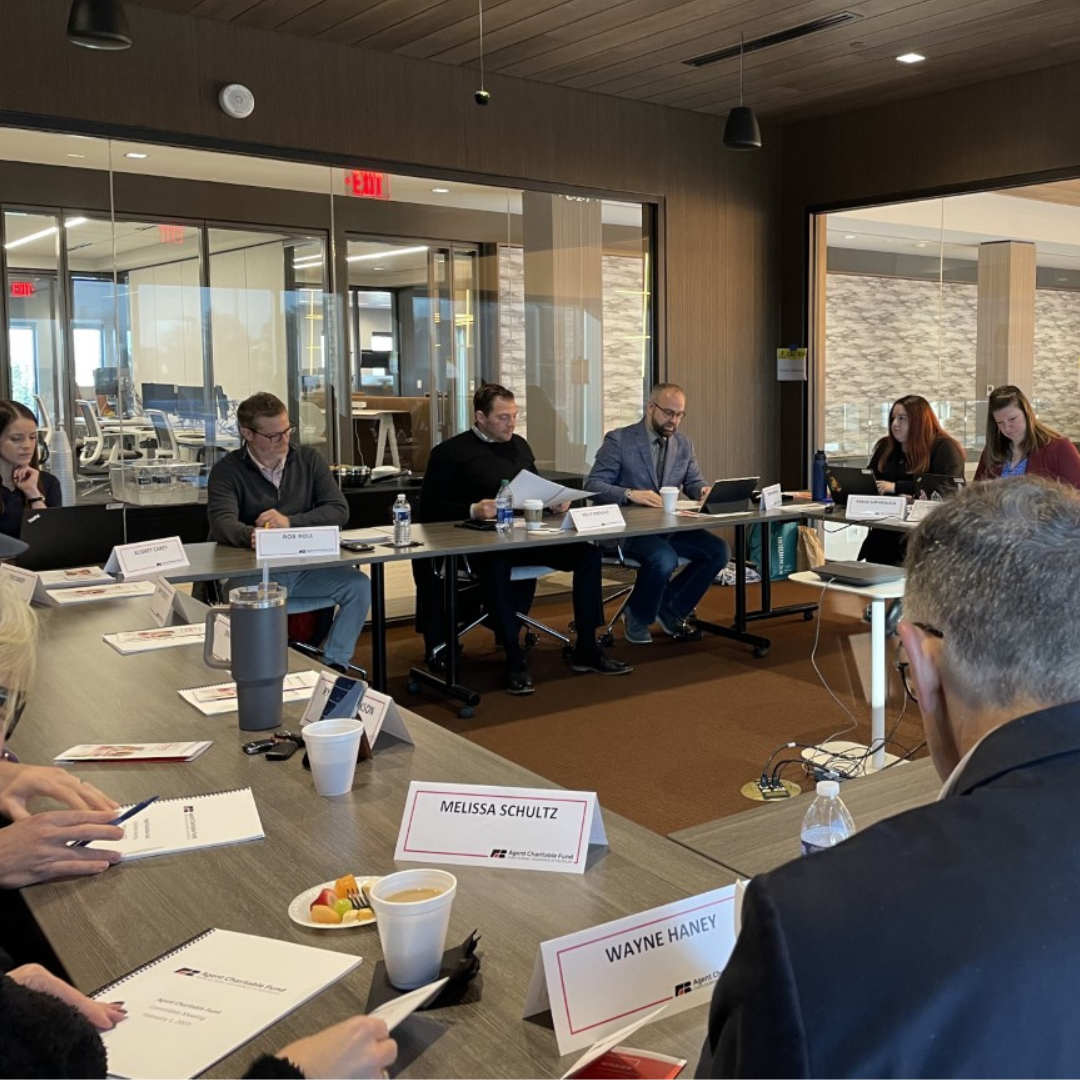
[975,385,1080,489]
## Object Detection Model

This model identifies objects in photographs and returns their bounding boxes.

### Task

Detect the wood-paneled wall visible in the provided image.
[778,59,1080,484]
[0,0,783,484]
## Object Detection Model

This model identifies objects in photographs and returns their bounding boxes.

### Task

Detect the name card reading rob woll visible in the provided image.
[255,525,340,560]
[394,781,607,874]
[105,536,189,579]
[523,885,738,1055]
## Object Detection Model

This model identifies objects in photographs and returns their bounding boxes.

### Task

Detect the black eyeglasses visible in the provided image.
[651,404,686,422]
[247,423,295,445]
[0,685,27,741]
[894,621,944,703]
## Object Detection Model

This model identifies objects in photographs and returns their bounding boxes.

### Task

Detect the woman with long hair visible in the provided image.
[975,384,1080,488]
[860,395,965,565]
[0,400,60,539]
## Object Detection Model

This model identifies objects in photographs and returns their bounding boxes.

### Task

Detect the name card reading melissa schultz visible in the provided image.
[105,536,189,578]
[255,525,340,560]
[393,781,607,874]
[523,885,739,1055]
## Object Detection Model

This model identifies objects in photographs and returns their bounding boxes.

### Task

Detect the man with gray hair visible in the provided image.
[697,476,1080,1078]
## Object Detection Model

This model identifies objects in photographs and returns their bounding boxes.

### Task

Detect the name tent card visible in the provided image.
[255,525,340,561]
[148,575,186,627]
[845,494,906,521]
[906,499,941,523]
[0,562,41,604]
[561,505,625,533]
[394,781,606,874]
[523,885,739,1055]
[760,483,783,511]
[106,536,189,579]
[357,684,412,748]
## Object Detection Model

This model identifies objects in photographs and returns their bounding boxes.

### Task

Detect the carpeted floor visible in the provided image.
[375,579,928,837]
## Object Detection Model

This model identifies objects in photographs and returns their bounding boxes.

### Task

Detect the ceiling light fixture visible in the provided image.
[896,52,926,64]
[5,217,87,252]
[723,33,762,151]
[67,0,132,50]
[474,0,490,105]
[124,152,148,160]
[431,187,451,194]
[347,245,428,263]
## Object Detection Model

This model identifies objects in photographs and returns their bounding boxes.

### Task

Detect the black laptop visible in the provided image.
[16,504,126,572]
[701,477,760,515]
[812,560,905,586]
[824,466,879,504]
[911,474,966,500]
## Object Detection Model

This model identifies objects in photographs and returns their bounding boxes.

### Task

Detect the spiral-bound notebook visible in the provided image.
[86,788,264,860]
[94,927,361,1079]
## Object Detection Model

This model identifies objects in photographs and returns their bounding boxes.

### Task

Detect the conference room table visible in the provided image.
[669,757,940,879]
[161,503,818,712]
[16,593,737,1078]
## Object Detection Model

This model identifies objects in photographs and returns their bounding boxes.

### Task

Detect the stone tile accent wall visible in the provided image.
[825,273,1080,460]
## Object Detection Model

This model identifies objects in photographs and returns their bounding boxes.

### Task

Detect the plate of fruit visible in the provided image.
[288,873,381,930]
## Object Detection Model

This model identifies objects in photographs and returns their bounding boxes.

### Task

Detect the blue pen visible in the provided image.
[73,794,159,847]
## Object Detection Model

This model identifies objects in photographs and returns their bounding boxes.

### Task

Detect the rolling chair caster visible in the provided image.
[459,706,475,719]
[524,631,539,649]
[803,610,815,621]
[406,679,421,695]
[598,632,615,648]
[753,645,769,659]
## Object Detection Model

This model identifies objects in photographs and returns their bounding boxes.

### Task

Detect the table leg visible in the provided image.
[870,596,886,771]
[387,418,400,469]
[741,518,818,629]
[370,563,387,691]
[694,523,772,657]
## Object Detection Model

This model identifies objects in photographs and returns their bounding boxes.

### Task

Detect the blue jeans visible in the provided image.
[226,566,371,668]
[624,529,729,624]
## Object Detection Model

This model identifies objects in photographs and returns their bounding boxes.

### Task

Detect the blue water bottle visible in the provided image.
[812,449,829,503]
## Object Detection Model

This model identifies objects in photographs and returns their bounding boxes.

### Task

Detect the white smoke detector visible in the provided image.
[219,84,255,120]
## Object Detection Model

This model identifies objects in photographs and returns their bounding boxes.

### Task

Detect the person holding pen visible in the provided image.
[0,580,398,1079]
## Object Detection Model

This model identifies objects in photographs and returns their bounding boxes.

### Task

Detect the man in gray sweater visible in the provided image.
[207,392,370,672]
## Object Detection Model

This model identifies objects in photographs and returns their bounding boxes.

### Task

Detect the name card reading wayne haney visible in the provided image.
[255,525,340,561]
[394,781,606,874]
[561,505,625,533]
[523,885,739,1055]
[844,494,907,521]
[105,536,189,579]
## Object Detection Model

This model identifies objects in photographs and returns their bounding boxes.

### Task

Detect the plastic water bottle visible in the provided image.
[392,493,411,546]
[800,780,856,856]
[495,479,514,534]
[811,449,829,503]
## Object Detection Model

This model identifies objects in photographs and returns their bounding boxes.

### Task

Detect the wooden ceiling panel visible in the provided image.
[125,0,1080,122]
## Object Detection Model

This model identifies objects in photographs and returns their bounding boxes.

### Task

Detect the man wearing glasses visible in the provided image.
[586,383,728,643]
[207,392,370,673]
[698,476,1080,1078]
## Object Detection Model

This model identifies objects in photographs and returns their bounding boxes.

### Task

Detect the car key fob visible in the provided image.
[243,738,277,755]
[265,740,299,761]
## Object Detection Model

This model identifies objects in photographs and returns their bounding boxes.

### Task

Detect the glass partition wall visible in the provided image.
[0,128,655,516]
[818,186,1080,473]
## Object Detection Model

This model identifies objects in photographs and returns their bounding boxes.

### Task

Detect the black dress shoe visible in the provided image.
[506,663,535,695]
[569,650,633,676]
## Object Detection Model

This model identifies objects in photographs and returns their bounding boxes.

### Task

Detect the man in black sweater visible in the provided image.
[207,392,370,672]
[419,383,631,694]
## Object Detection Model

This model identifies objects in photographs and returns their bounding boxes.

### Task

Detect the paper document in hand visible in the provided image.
[87,787,264,860]
[508,469,591,509]
[95,928,360,1080]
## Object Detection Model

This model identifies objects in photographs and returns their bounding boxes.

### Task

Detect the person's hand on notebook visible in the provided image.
[0,809,123,887]
[0,761,118,819]
[275,1015,397,1079]
[7,963,127,1030]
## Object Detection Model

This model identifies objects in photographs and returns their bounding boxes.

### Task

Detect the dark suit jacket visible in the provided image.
[585,419,707,504]
[698,700,1080,1078]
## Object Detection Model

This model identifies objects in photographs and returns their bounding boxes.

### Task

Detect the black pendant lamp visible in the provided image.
[723,33,761,151]
[67,0,132,50]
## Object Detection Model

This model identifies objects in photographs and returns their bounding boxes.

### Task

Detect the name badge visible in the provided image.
[561,505,625,533]
[255,525,340,561]
[394,781,607,874]
[845,494,906,520]
[357,685,412,748]
[105,536,189,579]
[523,885,739,1054]
[760,483,783,511]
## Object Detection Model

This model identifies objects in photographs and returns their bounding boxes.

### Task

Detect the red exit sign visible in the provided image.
[9,281,35,298]
[344,170,390,200]
[159,225,186,244]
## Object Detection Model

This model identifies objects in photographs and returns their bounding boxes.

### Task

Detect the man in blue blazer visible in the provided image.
[698,476,1080,1078]
[585,383,728,643]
